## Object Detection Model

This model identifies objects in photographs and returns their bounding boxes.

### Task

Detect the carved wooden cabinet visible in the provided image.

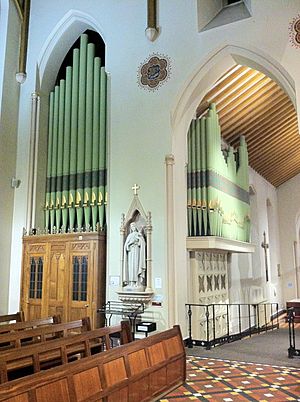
[20,232,106,328]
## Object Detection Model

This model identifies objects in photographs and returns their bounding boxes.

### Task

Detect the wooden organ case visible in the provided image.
[20,232,106,328]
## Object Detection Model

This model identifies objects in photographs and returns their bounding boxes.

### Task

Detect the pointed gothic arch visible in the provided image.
[31,11,107,230]
[37,10,106,93]
[167,44,297,329]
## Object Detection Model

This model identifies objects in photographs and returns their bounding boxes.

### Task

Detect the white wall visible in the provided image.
[4,0,300,331]
[229,168,282,308]
[0,0,21,314]
[277,173,300,302]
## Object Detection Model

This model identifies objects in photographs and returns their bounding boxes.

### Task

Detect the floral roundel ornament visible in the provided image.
[289,15,300,48]
[138,54,171,91]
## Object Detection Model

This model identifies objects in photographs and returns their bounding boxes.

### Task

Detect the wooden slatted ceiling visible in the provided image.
[197,65,300,187]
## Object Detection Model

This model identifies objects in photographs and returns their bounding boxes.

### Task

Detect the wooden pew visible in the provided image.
[0,312,24,325]
[0,316,61,336]
[0,317,91,351]
[0,321,132,383]
[0,325,186,402]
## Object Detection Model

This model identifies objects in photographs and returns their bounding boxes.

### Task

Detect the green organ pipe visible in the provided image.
[50,85,59,233]
[44,34,107,233]
[55,79,65,231]
[76,34,88,230]
[91,57,100,231]
[98,66,107,230]
[62,66,72,231]
[83,42,95,229]
[45,91,54,231]
[187,103,250,242]
[69,48,79,231]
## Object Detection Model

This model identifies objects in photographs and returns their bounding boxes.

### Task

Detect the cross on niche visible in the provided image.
[132,184,140,196]
[261,231,269,282]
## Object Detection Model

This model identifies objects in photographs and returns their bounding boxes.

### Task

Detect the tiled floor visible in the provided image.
[160,356,300,401]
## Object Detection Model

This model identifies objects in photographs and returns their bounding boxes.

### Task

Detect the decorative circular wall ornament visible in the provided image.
[289,15,300,48]
[138,53,171,91]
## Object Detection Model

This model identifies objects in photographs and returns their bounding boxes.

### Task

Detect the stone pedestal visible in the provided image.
[117,290,154,306]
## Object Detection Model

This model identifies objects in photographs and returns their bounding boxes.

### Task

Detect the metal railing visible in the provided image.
[186,302,279,349]
[288,307,300,358]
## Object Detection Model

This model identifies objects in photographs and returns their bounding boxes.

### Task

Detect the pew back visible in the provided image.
[0,317,91,350]
[0,325,186,402]
[0,316,61,335]
[0,321,132,383]
[0,312,24,325]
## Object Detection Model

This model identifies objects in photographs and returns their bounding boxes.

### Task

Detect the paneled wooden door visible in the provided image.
[68,241,94,323]
[45,242,69,322]
[21,243,48,320]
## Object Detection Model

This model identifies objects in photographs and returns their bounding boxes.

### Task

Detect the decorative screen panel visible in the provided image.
[72,256,88,301]
[29,257,44,299]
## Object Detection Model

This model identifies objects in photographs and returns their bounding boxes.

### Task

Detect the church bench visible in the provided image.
[0,317,91,351]
[0,316,61,336]
[0,325,186,402]
[0,312,24,325]
[0,321,132,383]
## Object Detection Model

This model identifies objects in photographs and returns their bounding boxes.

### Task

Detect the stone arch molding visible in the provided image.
[37,9,106,92]
[171,43,296,141]
[166,43,296,328]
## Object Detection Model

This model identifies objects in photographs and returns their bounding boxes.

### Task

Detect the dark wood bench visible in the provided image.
[0,317,91,350]
[0,325,186,402]
[0,321,132,383]
[0,312,24,325]
[0,316,61,335]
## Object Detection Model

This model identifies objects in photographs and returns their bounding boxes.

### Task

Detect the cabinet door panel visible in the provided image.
[47,245,68,321]
[21,243,48,320]
[21,234,106,327]
[69,245,94,324]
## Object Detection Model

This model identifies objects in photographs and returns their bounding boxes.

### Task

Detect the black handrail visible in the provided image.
[185,302,279,349]
[288,307,300,358]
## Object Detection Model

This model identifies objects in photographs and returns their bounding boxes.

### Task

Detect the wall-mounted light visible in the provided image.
[11,177,21,188]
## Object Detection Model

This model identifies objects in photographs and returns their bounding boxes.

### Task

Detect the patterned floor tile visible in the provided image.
[159,356,300,402]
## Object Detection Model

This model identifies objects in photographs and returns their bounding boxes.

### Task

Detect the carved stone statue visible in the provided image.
[123,222,146,290]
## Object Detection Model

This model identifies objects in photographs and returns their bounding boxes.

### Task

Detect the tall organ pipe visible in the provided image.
[84,43,95,229]
[196,119,202,236]
[98,66,107,230]
[187,103,250,241]
[45,34,107,233]
[187,126,192,236]
[76,34,88,230]
[91,57,101,231]
[45,92,54,231]
[55,79,65,231]
[50,85,59,233]
[191,120,197,235]
[200,117,207,235]
[69,48,79,231]
[62,66,72,231]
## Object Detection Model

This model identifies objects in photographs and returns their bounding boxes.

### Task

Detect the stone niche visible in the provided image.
[117,190,153,306]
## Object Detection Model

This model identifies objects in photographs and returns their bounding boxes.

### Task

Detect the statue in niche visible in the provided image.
[123,222,146,291]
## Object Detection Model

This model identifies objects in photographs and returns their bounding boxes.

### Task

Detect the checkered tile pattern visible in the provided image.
[160,356,300,401]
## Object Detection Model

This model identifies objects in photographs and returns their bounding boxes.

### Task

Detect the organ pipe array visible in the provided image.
[187,103,250,242]
[45,34,107,233]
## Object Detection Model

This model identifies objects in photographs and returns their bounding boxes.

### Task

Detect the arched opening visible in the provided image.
[170,45,297,331]
[33,13,107,232]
